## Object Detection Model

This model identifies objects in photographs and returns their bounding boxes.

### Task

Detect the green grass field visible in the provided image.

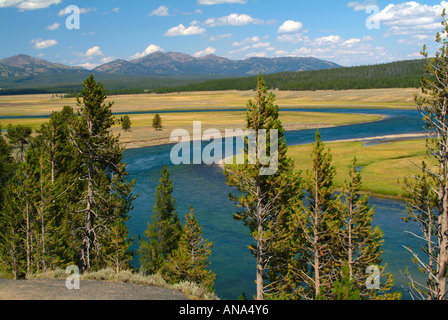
[288,138,434,198]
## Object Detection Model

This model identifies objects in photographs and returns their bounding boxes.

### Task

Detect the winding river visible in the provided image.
[0,106,428,299]
[121,107,427,300]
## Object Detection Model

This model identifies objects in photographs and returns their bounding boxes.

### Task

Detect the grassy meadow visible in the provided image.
[288,138,434,198]
[0,88,418,117]
[0,88,428,198]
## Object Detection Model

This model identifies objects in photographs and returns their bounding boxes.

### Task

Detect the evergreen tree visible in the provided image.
[152,114,162,131]
[331,262,361,300]
[402,161,439,299]
[6,124,33,162]
[163,206,215,292]
[121,115,131,132]
[291,130,339,299]
[224,75,301,300]
[0,125,14,206]
[139,165,182,274]
[413,9,448,299]
[337,158,397,300]
[69,75,135,273]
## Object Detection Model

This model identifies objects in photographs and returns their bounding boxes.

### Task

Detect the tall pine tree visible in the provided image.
[163,205,215,292]
[139,165,182,274]
[224,75,301,300]
[69,75,135,273]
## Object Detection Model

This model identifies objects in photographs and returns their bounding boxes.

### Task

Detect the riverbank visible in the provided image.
[116,112,385,149]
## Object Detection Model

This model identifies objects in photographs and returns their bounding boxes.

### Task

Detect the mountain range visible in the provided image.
[0,52,341,78]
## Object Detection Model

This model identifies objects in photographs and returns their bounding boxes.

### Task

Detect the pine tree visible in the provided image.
[402,161,439,299]
[331,262,361,300]
[69,75,135,273]
[121,115,131,132]
[152,114,162,131]
[224,75,301,300]
[163,206,215,292]
[6,124,33,162]
[337,158,397,300]
[413,9,448,300]
[139,165,182,274]
[291,130,339,299]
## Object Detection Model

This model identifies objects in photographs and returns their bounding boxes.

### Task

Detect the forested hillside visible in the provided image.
[153,59,426,93]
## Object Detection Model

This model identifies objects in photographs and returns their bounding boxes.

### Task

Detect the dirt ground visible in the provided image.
[0,278,188,300]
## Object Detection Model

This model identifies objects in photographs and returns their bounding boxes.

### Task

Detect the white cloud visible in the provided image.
[31,38,57,49]
[58,6,96,16]
[197,0,247,4]
[347,0,378,12]
[369,1,448,36]
[246,51,267,58]
[164,24,206,36]
[209,33,233,41]
[100,56,114,64]
[315,35,343,45]
[46,22,60,31]
[278,20,303,33]
[149,5,169,17]
[251,42,271,48]
[277,33,310,44]
[0,0,61,10]
[204,13,272,27]
[77,62,99,70]
[232,36,267,46]
[112,7,119,13]
[194,47,217,57]
[85,46,104,57]
[131,44,163,59]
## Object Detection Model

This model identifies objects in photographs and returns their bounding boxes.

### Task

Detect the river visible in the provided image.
[121,107,427,300]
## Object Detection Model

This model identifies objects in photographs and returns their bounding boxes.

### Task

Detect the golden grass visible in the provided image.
[0,88,418,117]
[288,139,435,197]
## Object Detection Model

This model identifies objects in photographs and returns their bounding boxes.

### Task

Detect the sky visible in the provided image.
[1,0,448,69]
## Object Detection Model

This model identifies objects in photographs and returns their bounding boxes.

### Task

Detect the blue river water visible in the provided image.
[121,107,428,300]
[0,106,427,299]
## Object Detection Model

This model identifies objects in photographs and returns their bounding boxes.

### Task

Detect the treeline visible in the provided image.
[152,59,426,93]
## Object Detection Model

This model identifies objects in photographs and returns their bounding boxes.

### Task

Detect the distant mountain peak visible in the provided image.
[0,54,85,77]
[0,51,341,79]
[95,51,341,76]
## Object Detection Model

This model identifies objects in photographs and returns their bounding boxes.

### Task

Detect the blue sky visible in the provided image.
[1,0,447,69]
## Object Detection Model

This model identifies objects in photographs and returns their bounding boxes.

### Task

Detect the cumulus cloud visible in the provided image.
[204,13,274,27]
[366,1,448,36]
[85,46,104,57]
[31,38,57,49]
[149,5,169,17]
[278,20,303,33]
[131,44,163,59]
[164,24,206,36]
[77,62,99,70]
[193,47,217,57]
[197,0,247,4]
[0,0,61,10]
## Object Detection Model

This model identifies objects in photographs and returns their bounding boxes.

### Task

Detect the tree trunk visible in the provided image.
[256,180,264,300]
[314,170,320,299]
